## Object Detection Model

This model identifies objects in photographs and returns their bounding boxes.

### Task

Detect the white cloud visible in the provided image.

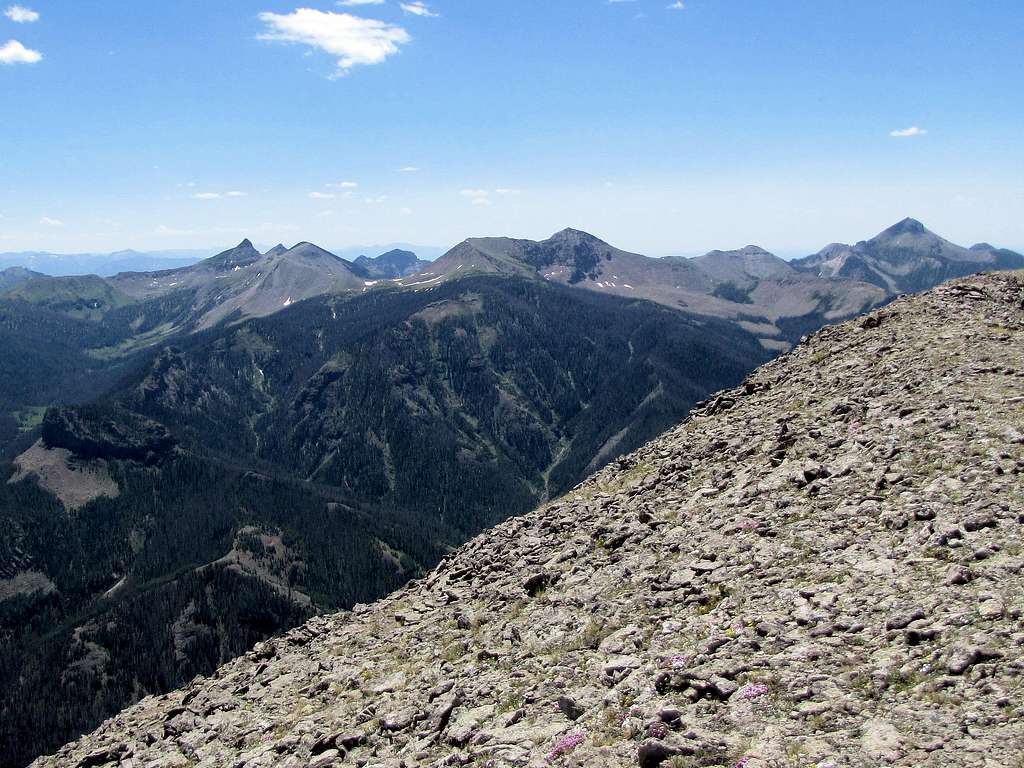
[400,207,413,216]
[461,189,493,206]
[494,188,521,195]
[308,191,336,199]
[398,166,420,172]
[400,2,438,17]
[667,1,686,9]
[315,209,336,217]
[258,9,411,74]
[890,126,928,138]
[39,216,64,227]
[0,39,41,64]
[327,180,359,188]
[4,5,39,23]
[193,190,247,199]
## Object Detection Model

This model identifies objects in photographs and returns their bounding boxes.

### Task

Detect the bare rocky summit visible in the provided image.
[35,272,1024,768]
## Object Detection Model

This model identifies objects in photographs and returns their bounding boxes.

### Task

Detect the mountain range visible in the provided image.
[0,218,1022,767]
[0,249,209,277]
[793,217,1024,293]
[352,249,431,279]
[3,218,1018,357]
[29,271,1024,768]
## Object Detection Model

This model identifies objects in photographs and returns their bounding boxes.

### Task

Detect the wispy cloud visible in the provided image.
[398,166,421,172]
[401,2,438,17]
[194,190,247,199]
[0,39,41,64]
[667,1,686,9]
[890,126,928,138]
[258,9,411,74]
[39,216,64,227]
[4,5,39,23]
[308,191,336,199]
[460,189,493,206]
[326,180,359,188]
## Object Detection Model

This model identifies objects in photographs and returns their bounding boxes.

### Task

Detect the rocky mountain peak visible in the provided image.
[545,228,612,249]
[737,244,772,256]
[353,249,426,279]
[283,242,345,263]
[205,239,263,271]
[265,244,289,258]
[873,217,930,241]
[35,272,1024,768]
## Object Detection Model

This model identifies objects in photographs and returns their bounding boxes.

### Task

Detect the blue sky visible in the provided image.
[1,0,1022,256]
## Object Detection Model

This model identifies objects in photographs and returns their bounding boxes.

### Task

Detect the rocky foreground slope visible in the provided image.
[36,273,1024,768]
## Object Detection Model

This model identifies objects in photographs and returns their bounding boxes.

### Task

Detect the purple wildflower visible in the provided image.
[735,757,752,768]
[546,731,586,763]
[738,683,770,700]
[648,721,669,739]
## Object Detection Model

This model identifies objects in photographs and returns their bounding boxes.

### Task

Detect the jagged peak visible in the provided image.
[206,239,262,269]
[265,244,288,258]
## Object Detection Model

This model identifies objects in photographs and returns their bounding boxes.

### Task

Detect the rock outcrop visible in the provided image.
[35,273,1024,768]
[41,406,176,465]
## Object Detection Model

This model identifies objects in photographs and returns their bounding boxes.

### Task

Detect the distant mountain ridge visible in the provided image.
[106,240,368,331]
[792,217,1024,293]
[412,227,876,347]
[351,249,430,279]
[411,219,1023,347]
[0,266,44,292]
[0,249,209,277]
